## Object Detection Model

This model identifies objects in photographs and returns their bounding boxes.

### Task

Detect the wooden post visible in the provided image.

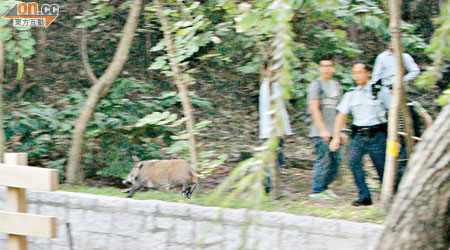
[5,153,28,250]
[0,153,58,250]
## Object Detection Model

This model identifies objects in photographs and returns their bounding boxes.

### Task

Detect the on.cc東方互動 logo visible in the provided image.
[2,2,59,28]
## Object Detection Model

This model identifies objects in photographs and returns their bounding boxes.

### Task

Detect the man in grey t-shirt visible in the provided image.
[307,55,343,200]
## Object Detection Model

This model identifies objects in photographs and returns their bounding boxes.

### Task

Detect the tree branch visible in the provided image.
[80,28,98,85]
[154,0,198,169]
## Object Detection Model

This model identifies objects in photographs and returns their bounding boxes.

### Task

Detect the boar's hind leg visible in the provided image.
[127,180,145,198]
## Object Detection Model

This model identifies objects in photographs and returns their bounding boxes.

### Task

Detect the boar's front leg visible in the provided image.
[182,183,188,198]
[186,183,197,199]
[127,179,146,198]
[182,182,197,199]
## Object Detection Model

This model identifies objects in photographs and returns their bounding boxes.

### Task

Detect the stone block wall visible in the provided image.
[0,188,384,250]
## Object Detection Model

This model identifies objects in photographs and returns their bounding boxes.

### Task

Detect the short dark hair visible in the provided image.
[352,60,372,72]
[319,54,334,62]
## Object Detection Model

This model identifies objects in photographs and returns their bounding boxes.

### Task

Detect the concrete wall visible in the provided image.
[0,187,384,250]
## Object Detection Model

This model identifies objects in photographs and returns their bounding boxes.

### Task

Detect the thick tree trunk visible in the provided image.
[0,25,6,163]
[154,0,198,169]
[66,0,142,183]
[376,103,450,250]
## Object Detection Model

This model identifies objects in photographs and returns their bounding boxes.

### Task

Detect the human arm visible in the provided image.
[420,112,433,128]
[379,86,392,109]
[309,99,331,142]
[409,101,433,128]
[402,54,420,83]
[370,54,383,83]
[329,112,348,151]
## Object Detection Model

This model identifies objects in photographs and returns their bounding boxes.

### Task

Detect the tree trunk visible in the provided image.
[348,22,358,44]
[381,0,414,211]
[154,0,198,169]
[380,0,389,12]
[376,103,450,250]
[0,24,6,163]
[37,28,46,81]
[66,0,142,183]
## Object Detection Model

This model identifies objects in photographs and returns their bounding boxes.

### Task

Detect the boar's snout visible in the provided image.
[122,176,134,185]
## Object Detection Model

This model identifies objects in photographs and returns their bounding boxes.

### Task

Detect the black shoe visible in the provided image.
[352,198,372,206]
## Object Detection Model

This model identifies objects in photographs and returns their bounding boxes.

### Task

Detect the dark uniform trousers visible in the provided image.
[349,130,386,200]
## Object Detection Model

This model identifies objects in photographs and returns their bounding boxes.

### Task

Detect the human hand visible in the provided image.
[329,137,340,152]
[340,132,349,145]
[319,130,331,143]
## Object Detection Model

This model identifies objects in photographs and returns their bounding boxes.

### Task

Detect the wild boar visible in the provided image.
[122,159,198,199]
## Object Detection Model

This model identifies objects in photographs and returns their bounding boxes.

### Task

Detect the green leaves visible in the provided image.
[0,19,37,76]
[76,0,122,29]
[18,31,32,39]
[134,111,181,128]
[361,15,384,30]
[415,1,450,105]
[437,90,450,106]
[1,28,12,41]
[149,2,213,76]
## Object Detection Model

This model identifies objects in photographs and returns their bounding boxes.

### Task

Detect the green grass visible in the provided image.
[59,184,387,224]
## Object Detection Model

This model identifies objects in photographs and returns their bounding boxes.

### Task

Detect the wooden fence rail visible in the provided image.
[0,153,58,250]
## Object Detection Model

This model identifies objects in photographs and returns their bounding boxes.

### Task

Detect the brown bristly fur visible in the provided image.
[124,159,198,199]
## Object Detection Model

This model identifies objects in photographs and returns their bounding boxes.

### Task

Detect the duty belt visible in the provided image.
[351,123,387,138]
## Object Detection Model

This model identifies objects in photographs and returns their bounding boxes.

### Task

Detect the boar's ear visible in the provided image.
[132,155,140,162]
[137,162,144,169]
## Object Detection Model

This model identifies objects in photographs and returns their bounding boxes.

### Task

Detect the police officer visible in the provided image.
[371,42,420,88]
[329,62,391,206]
[371,43,433,192]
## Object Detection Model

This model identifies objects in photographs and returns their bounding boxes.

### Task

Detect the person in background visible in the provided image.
[307,55,343,200]
[259,70,293,193]
[371,42,434,192]
[329,62,391,206]
[371,42,420,89]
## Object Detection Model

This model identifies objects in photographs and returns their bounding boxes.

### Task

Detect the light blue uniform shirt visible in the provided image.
[336,83,391,126]
[371,50,420,87]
